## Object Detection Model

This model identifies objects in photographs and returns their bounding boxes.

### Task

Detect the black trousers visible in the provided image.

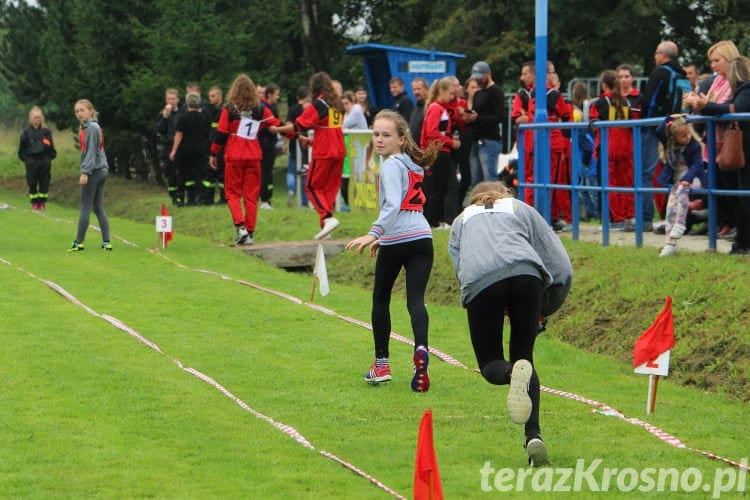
[260,149,276,203]
[466,275,543,439]
[371,238,433,358]
[25,158,51,202]
[423,151,458,226]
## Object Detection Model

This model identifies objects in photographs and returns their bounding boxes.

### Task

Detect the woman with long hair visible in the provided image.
[209,73,291,245]
[295,71,347,239]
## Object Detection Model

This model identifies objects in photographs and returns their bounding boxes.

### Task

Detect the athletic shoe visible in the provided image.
[659,244,677,257]
[101,242,113,251]
[287,191,295,207]
[364,362,392,384]
[259,201,273,210]
[717,225,732,237]
[67,241,84,252]
[314,217,340,240]
[526,437,551,467]
[31,202,40,211]
[552,219,567,231]
[39,202,46,211]
[411,346,430,393]
[654,224,666,235]
[719,227,737,241]
[507,359,533,424]
[235,225,251,245]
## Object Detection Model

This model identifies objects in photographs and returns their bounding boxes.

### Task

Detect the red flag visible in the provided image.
[413,409,443,500]
[161,204,174,247]
[633,296,675,367]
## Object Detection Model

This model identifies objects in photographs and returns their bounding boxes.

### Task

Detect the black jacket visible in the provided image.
[18,125,56,163]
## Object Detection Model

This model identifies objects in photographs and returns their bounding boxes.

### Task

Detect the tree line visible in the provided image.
[1,0,748,181]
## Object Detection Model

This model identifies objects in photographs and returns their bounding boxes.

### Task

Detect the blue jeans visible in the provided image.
[580,174,600,219]
[470,139,503,184]
[286,149,308,206]
[640,128,659,222]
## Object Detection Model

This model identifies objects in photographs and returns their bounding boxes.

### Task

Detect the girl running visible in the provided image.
[346,110,440,392]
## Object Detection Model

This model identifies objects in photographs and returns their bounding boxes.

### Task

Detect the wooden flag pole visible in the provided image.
[646,374,660,415]
[310,275,317,303]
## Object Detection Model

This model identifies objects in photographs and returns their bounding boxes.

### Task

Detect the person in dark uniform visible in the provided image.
[18,106,56,210]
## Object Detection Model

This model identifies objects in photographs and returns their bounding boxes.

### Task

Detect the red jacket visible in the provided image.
[590,91,634,160]
[420,101,454,152]
[295,95,346,160]
[210,105,279,161]
[511,85,572,152]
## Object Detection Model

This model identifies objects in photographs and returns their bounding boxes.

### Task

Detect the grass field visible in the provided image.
[1,132,748,497]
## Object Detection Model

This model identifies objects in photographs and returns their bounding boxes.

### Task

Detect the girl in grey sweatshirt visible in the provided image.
[346,110,441,392]
[448,181,572,467]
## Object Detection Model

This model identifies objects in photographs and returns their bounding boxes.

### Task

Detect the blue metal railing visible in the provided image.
[517,113,750,250]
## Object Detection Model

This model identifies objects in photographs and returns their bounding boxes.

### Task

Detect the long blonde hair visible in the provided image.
[226,73,259,113]
[467,181,514,205]
[373,109,441,168]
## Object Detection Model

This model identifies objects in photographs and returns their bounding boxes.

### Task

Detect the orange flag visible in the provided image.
[413,409,443,500]
[633,296,675,367]
[161,204,174,247]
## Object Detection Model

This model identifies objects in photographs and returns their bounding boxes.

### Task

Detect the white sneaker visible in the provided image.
[526,438,551,467]
[668,223,686,239]
[235,226,251,245]
[286,191,295,207]
[659,244,677,257]
[314,217,340,240]
[260,202,273,210]
[507,359,533,425]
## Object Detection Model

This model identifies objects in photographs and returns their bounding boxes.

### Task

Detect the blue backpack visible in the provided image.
[659,64,692,114]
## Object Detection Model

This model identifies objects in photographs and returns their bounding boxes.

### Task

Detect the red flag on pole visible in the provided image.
[633,296,675,367]
[161,204,174,247]
[413,409,443,500]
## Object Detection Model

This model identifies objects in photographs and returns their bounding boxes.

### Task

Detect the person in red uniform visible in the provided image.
[295,71,347,240]
[511,61,572,226]
[590,69,637,226]
[420,77,461,228]
[209,73,291,245]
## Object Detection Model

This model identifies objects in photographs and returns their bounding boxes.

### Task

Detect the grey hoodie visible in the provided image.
[448,197,572,315]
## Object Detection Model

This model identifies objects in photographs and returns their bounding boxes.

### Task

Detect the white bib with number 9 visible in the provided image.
[237,115,261,140]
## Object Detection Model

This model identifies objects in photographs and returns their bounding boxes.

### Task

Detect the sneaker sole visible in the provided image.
[508,360,533,424]
[526,439,551,467]
[411,348,430,393]
[364,373,392,384]
[314,220,340,240]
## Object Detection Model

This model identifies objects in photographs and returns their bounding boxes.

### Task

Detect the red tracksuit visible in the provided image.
[295,95,346,226]
[512,86,572,221]
[211,104,279,232]
[591,91,637,222]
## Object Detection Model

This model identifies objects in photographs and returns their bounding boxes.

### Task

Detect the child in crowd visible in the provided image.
[18,106,56,211]
[656,115,705,257]
[209,74,291,245]
[448,181,572,466]
[69,99,111,252]
[346,110,440,392]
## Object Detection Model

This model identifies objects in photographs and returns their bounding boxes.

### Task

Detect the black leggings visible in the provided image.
[466,275,542,439]
[371,238,433,358]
